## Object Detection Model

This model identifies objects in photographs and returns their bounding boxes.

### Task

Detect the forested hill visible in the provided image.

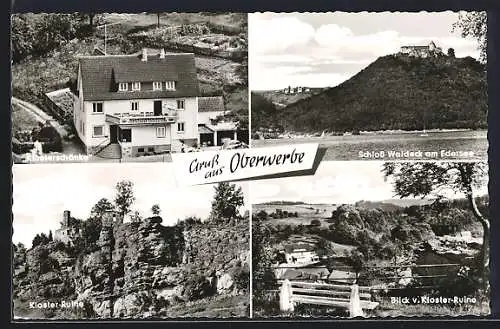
[251,54,487,133]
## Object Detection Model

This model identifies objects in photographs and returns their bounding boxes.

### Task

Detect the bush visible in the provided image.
[233,265,250,292]
[183,274,215,301]
[310,219,321,227]
[256,210,268,220]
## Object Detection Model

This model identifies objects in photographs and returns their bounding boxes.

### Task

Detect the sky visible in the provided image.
[12,163,249,247]
[249,11,483,91]
[250,161,488,205]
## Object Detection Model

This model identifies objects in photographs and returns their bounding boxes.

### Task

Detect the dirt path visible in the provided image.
[11,97,68,138]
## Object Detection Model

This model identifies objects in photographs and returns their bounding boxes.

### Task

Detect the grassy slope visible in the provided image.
[13,295,249,319]
[167,294,249,318]
[105,13,246,31]
[11,102,40,133]
[253,55,487,132]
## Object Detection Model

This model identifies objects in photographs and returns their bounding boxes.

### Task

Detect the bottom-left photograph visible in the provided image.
[12,163,250,320]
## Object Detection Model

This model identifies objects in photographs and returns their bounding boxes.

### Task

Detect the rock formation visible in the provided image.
[13,215,250,319]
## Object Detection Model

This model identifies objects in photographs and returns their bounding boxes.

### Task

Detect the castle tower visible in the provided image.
[428,41,436,52]
[102,211,114,227]
[62,210,71,227]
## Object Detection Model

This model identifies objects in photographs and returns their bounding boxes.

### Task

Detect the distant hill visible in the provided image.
[257,201,307,206]
[251,54,487,132]
[355,199,433,211]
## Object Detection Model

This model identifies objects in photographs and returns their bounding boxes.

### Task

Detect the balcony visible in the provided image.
[106,111,177,126]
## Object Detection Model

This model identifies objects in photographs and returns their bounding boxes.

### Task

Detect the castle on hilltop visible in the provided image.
[400,41,443,58]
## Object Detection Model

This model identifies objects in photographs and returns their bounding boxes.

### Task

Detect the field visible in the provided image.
[253,203,337,228]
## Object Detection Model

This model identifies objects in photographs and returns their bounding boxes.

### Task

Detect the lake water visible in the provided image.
[252,130,488,161]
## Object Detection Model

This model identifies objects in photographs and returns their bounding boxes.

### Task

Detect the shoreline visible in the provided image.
[254,128,486,140]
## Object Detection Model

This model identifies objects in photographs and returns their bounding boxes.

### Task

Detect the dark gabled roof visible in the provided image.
[198,96,225,112]
[284,243,316,253]
[78,53,199,101]
[198,125,214,134]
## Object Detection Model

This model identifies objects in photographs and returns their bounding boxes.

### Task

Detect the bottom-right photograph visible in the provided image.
[251,161,490,318]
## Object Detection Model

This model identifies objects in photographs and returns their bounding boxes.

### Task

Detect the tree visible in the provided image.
[310,219,321,227]
[453,11,487,63]
[90,198,115,220]
[32,233,50,248]
[346,250,365,282]
[209,182,244,222]
[80,217,102,252]
[48,230,53,241]
[382,162,489,272]
[252,218,277,296]
[114,180,135,217]
[151,204,161,216]
[447,47,455,57]
[256,210,268,220]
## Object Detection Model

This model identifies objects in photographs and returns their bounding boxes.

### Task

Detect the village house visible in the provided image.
[283,244,320,267]
[73,48,242,158]
[399,41,443,58]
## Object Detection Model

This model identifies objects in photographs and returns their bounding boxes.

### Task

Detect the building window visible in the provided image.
[93,125,104,137]
[92,102,103,113]
[156,127,166,138]
[138,148,144,153]
[177,99,185,110]
[166,81,176,91]
[132,82,141,91]
[131,101,139,111]
[177,122,185,133]
[148,147,154,152]
[118,82,128,91]
[153,81,162,91]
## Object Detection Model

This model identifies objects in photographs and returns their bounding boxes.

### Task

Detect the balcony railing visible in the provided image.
[106,111,177,125]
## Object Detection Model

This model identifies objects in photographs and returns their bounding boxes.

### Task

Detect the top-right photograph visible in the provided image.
[249,12,487,161]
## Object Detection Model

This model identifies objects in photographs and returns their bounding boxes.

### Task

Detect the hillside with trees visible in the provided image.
[11,13,248,130]
[251,54,487,133]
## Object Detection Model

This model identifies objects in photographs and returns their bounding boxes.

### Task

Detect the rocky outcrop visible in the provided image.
[183,218,250,296]
[13,216,250,319]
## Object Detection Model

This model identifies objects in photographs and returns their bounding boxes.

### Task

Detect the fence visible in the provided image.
[279,279,378,317]
[43,88,78,123]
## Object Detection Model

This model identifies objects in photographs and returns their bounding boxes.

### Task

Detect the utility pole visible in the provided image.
[96,22,121,55]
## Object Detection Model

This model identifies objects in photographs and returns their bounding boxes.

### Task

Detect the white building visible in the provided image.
[282,244,321,267]
[73,49,200,158]
[197,96,240,147]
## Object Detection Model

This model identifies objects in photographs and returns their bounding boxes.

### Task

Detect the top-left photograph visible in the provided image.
[11,13,249,164]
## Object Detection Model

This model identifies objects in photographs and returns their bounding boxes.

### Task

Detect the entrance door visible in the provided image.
[110,125,118,143]
[154,100,162,116]
[120,128,132,142]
